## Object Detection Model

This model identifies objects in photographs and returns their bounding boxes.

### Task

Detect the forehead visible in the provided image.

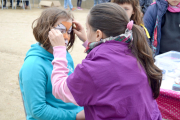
[119,3,133,8]
[55,18,72,26]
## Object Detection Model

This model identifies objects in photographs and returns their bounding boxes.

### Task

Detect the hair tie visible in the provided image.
[127,20,134,30]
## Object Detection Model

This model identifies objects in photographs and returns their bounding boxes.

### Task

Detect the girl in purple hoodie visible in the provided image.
[48,3,162,120]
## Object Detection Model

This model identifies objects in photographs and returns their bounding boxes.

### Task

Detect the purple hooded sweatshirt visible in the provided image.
[67,40,162,120]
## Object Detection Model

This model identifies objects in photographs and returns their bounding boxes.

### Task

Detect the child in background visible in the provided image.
[112,0,150,44]
[77,0,83,10]
[144,0,180,56]
[49,3,162,120]
[94,0,100,6]
[2,0,6,8]
[99,0,111,3]
[19,8,84,120]
[64,0,76,11]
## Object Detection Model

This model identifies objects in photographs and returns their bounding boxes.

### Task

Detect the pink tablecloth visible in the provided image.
[156,88,180,120]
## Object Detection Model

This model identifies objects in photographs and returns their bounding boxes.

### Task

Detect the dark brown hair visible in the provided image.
[32,7,75,51]
[88,3,162,99]
[112,0,144,25]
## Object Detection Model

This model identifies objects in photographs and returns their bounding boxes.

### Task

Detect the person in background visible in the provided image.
[144,0,180,56]
[77,0,83,10]
[2,0,6,8]
[112,0,151,45]
[94,0,100,6]
[10,0,28,9]
[23,1,29,9]
[99,0,111,3]
[64,0,76,11]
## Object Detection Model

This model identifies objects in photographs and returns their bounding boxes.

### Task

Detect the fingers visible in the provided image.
[73,29,79,35]
[48,30,54,41]
[48,29,65,47]
[72,20,80,25]
[48,31,53,38]
[55,29,61,35]
[51,29,60,35]
[73,29,87,42]
[50,29,56,35]
[73,20,83,30]
[49,29,62,37]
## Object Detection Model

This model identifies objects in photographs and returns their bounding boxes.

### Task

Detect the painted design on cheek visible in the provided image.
[55,21,72,42]
[61,22,72,42]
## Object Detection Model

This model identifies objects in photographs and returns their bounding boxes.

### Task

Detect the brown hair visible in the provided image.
[112,0,144,25]
[88,3,162,99]
[32,7,75,51]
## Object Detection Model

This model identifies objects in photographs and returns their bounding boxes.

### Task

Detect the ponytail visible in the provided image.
[130,24,162,99]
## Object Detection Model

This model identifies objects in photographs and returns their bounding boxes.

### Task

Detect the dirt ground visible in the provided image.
[0,6,88,120]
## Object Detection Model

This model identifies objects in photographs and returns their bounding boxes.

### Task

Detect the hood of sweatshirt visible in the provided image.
[25,43,54,61]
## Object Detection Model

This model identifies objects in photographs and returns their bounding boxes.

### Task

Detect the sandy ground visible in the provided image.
[0,6,88,120]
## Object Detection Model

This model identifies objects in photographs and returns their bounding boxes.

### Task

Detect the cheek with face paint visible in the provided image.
[63,33,71,46]
[63,32,70,42]
[61,21,72,43]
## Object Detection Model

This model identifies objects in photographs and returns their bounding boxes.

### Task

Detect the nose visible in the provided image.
[63,32,70,41]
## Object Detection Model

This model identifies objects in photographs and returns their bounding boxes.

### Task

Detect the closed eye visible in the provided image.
[55,24,66,33]
[67,26,72,34]
[55,28,66,33]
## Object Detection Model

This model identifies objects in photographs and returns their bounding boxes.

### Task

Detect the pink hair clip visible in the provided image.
[127,20,134,30]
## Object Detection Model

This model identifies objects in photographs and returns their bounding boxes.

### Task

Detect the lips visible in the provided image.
[172,1,178,3]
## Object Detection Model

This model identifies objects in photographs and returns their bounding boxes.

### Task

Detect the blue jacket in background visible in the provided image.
[99,0,110,3]
[139,0,153,14]
[19,43,83,120]
[143,0,168,55]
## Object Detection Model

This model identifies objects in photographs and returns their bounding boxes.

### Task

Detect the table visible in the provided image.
[156,77,180,120]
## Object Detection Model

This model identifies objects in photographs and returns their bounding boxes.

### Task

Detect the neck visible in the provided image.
[41,44,53,54]
[47,48,53,54]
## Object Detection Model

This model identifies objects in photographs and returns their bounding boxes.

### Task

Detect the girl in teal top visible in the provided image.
[19,8,84,120]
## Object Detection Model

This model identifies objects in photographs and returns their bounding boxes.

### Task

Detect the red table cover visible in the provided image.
[156,88,180,120]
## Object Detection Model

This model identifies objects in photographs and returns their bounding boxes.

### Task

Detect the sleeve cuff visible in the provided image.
[53,46,66,58]
[82,40,88,48]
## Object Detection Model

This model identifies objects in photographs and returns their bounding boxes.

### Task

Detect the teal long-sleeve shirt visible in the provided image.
[19,43,83,120]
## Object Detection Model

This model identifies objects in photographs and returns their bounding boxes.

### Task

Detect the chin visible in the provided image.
[169,1,179,6]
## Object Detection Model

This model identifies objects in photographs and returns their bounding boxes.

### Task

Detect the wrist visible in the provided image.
[81,30,87,42]
[82,37,87,42]
[83,40,88,43]
[53,45,65,47]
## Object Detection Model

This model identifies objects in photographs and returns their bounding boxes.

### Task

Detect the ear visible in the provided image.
[95,29,103,42]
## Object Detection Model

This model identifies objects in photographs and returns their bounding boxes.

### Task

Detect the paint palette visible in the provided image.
[155,51,180,71]
[155,51,180,90]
